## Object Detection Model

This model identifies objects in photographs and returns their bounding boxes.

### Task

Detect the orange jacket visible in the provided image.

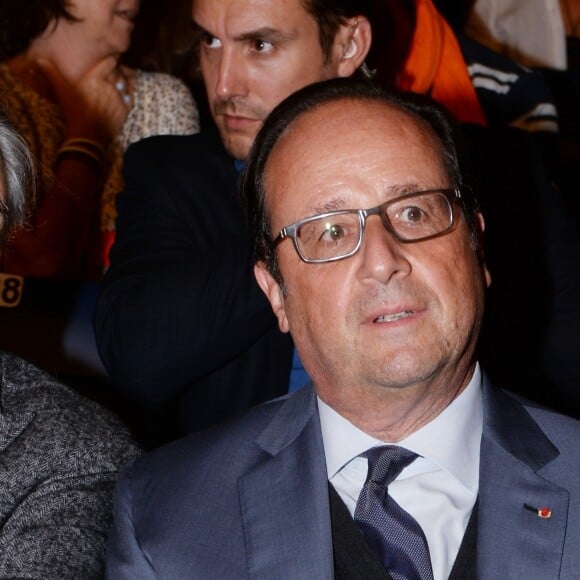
[396,0,487,126]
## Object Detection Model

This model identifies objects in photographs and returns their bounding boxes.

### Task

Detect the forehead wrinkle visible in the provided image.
[267,132,442,219]
[264,141,352,225]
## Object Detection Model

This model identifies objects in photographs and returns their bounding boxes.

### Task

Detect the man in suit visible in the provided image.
[107,79,580,579]
[94,0,373,442]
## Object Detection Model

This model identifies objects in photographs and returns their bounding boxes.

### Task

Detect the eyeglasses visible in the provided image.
[272,188,461,263]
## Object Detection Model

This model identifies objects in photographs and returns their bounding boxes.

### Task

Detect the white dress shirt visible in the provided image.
[318,364,483,580]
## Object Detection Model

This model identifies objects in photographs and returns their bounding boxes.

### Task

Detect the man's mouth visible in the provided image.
[374,310,414,323]
[222,114,260,130]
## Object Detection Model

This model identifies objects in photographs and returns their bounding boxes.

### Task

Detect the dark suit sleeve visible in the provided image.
[106,465,156,580]
[94,135,280,408]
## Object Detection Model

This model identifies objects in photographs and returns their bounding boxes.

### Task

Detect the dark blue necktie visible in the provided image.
[354,446,434,580]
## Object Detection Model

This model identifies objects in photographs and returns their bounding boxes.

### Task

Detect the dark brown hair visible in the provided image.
[0,0,78,59]
[301,0,369,59]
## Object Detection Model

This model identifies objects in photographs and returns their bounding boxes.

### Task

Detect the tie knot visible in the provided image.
[364,445,418,487]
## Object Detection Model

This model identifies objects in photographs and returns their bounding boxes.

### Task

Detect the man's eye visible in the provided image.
[201,34,222,49]
[251,39,274,54]
[399,206,426,223]
[320,223,347,243]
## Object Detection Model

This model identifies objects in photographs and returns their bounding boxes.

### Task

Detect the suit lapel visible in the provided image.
[238,386,334,580]
[477,379,568,580]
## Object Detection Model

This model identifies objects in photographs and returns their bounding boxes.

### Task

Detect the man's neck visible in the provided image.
[316,362,477,442]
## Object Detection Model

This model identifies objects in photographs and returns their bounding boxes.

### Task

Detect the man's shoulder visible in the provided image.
[125,128,229,166]
[135,396,290,476]
[122,129,237,194]
[0,352,141,472]
[492,385,580,443]
[498,388,580,482]
[114,387,321,552]
[125,388,317,495]
[522,399,580,450]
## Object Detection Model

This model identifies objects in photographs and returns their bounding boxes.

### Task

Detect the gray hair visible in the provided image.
[0,112,35,241]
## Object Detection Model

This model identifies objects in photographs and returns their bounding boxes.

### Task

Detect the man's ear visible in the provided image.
[254,261,290,333]
[334,16,372,78]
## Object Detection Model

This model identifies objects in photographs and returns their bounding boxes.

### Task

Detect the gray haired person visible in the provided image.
[0,112,141,578]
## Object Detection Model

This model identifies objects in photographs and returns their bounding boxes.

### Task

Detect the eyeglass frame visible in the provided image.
[272,188,462,264]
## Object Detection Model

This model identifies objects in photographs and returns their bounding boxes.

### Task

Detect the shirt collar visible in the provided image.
[318,363,483,493]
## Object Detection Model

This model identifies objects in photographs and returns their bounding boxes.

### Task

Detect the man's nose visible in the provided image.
[356,216,412,283]
[215,48,248,100]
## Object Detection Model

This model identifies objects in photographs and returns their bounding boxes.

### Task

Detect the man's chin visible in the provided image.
[219,129,255,161]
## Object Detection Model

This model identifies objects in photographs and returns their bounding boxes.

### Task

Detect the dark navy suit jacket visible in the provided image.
[107,375,580,579]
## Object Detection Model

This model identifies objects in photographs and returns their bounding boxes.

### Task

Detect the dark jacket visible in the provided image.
[0,352,141,579]
[95,130,293,442]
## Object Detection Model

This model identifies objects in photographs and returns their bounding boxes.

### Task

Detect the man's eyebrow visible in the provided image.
[235,27,297,44]
[190,21,207,42]
[191,21,210,35]
[306,198,349,217]
[385,183,424,197]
